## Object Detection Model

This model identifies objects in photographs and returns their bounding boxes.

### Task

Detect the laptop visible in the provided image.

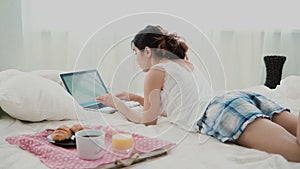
[60,69,140,113]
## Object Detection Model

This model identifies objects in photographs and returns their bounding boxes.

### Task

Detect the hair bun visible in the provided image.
[132,25,189,59]
[157,33,188,59]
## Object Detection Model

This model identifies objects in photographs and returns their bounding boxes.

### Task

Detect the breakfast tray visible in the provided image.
[6,125,175,169]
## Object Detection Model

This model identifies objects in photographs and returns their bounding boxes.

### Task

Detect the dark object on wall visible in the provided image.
[264,55,286,89]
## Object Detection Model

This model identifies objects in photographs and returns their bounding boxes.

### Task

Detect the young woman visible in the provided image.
[97,25,203,130]
[96,25,300,162]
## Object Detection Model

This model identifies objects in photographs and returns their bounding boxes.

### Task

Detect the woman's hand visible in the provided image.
[115,91,132,101]
[116,91,144,106]
[96,94,119,108]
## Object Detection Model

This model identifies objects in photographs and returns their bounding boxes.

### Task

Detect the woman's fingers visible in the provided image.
[96,94,117,108]
[96,94,108,102]
[115,91,130,100]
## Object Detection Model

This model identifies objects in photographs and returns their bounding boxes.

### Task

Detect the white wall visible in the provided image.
[0,0,23,70]
[1,0,300,90]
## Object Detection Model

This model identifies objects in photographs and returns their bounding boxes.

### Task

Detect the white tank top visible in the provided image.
[153,61,211,132]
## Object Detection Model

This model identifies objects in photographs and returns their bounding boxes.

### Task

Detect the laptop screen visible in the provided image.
[60,69,108,107]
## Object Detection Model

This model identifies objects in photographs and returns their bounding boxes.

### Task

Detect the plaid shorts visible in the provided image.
[197,91,289,142]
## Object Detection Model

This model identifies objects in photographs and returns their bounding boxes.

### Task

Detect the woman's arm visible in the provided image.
[96,67,165,125]
[140,67,164,125]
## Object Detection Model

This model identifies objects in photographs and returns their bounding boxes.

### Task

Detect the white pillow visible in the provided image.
[0,69,23,83]
[0,73,80,122]
[31,69,64,87]
[275,75,300,99]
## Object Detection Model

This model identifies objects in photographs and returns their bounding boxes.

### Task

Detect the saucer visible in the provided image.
[47,134,76,148]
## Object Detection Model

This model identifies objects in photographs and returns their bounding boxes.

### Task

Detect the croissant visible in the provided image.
[51,125,73,142]
[70,124,86,133]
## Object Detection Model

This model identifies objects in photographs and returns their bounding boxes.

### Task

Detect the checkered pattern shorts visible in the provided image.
[197,91,289,142]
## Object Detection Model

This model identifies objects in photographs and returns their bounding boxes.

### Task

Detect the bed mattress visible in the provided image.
[1,85,300,169]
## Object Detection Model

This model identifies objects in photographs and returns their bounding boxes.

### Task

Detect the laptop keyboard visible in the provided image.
[84,101,140,114]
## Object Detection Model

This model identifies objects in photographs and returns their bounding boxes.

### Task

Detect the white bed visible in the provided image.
[1,70,300,169]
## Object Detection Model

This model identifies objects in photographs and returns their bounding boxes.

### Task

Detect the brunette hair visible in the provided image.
[132,25,188,59]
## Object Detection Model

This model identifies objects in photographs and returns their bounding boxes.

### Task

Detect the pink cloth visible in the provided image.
[6,126,175,169]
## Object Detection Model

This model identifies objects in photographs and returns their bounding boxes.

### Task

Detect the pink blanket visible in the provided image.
[6,126,174,169]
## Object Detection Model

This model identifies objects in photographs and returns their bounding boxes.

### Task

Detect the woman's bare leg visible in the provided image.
[298,112,300,143]
[236,118,300,162]
[272,110,298,136]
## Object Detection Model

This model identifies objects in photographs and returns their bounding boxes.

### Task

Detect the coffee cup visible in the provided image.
[75,129,105,160]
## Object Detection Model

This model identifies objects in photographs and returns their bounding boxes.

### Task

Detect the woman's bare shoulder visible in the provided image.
[147,66,165,80]
[144,66,165,90]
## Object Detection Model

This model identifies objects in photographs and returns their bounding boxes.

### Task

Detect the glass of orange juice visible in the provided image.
[111,130,133,154]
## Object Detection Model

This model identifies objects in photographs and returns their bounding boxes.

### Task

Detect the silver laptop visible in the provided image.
[60,69,140,113]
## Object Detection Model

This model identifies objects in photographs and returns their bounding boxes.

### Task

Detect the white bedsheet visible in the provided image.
[1,85,300,169]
